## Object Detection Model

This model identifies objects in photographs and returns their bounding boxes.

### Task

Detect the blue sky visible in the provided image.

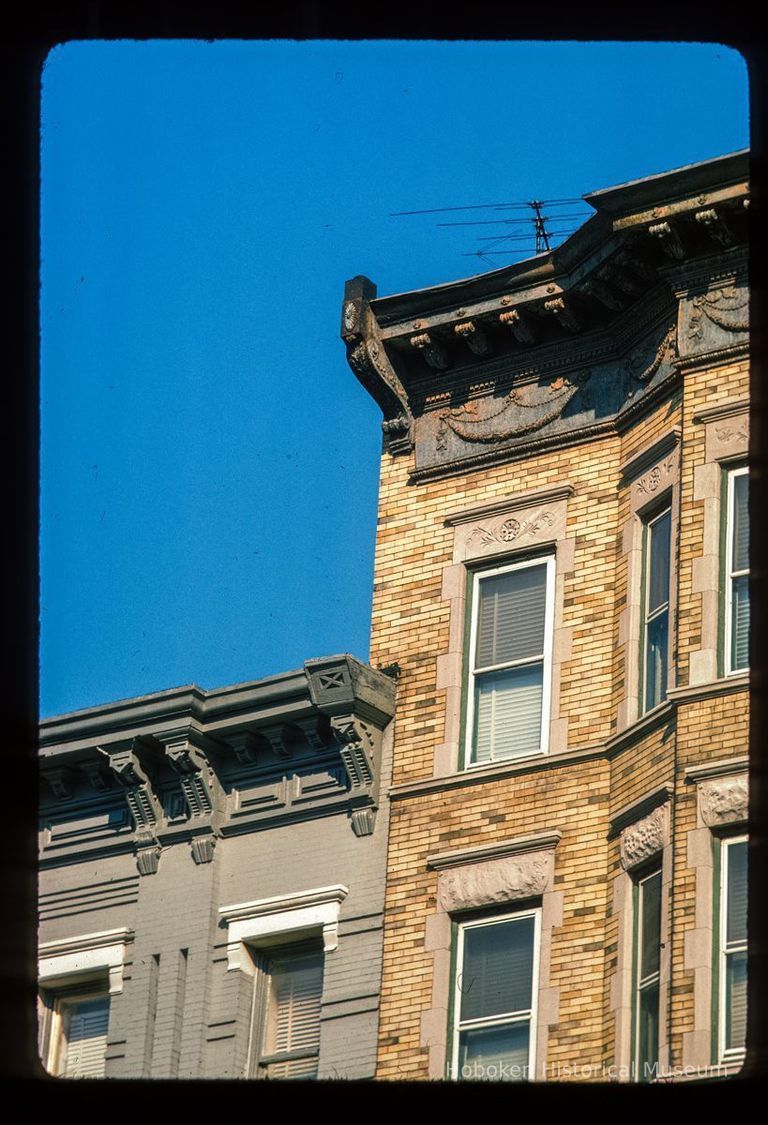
[40,40,749,718]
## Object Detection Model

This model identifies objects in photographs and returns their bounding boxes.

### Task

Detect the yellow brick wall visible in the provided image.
[372,354,749,1079]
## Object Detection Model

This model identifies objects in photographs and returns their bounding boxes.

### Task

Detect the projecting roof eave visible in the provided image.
[584,148,749,217]
[39,654,396,763]
[367,150,749,330]
[370,213,608,327]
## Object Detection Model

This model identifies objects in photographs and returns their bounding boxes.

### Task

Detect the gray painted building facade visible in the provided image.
[38,654,396,1079]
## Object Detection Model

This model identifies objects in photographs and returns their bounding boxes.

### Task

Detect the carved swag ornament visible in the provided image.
[436,369,590,451]
[688,284,749,340]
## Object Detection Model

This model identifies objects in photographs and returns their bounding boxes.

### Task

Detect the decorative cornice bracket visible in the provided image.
[342,276,414,455]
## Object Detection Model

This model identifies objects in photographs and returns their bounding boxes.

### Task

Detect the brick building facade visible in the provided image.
[38,149,751,1083]
[38,656,395,1078]
[341,149,750,1082]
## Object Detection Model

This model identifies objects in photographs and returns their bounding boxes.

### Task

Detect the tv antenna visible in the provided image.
[391,196,592,269]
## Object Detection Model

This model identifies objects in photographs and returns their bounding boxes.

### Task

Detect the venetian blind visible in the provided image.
[62,996,110,1078]
[473,666,543,763]
[266,953,323,1077]
[475,566,547,671]
[460,917,535,1024]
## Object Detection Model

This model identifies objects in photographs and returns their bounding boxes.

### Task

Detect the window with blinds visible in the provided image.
[726,468,749,674]
[260,950,324,1079]
[466,557,554,767]
[720,837,748,1060]
[633,867,661,1081]
[451,911,540,1081]
[42,991,111,1078]
[641,507,671,714]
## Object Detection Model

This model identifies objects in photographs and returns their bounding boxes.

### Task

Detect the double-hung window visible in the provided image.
[39,982,111,1078]
[633,867,661,1081]
[718,836,748,1062]
[451,910,540,1081]
[725,467,749,674]
[641,507,671,714]
[253,946,324,1079]
[465,556,554,766]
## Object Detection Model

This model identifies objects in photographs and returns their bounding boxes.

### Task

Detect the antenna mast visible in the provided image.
[529,200,551,254]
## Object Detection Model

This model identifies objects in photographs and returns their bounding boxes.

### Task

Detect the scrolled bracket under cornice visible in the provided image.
[341,275,414,455]
[98,739,163,830]
[329,714,381,837]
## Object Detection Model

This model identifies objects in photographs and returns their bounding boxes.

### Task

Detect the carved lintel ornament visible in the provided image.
[620,805,669,871]
[437,851,552,913]
[454,320,491,356]
[698,774,748,828]
[581,277,625,311]
[410,332,450,370]
[695,207,733,247]
[648,220,685,260]
[544,297,580,332]
[42,767,75,801]
[499,307,537,344]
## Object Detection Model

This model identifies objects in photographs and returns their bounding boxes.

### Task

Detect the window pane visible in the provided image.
[61,996,110,1078]
[460,917,534,1023]
[475,565,546,670]
[647,511,671,615]
[265,1056,319,1080]
[725,950,748,1052]
[267,954,323,1057]
[640,871,662,981]
[473,664,543,763]
[644,611,668,711]
[726,841,748,945]
[458,1022,530,1081]
[637,981,659,1077]
[731,575,749,672]
[732,472,749,573]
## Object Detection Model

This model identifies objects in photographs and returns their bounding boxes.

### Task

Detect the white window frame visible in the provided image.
[725,466,749,676]
[450,907,541,1082]
[633,865,662,1081]
[640,505,672,716]
[254,943,324,1080]
[718,834,748,1064]
[464,555,555,769]
[41,981,111,1078]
